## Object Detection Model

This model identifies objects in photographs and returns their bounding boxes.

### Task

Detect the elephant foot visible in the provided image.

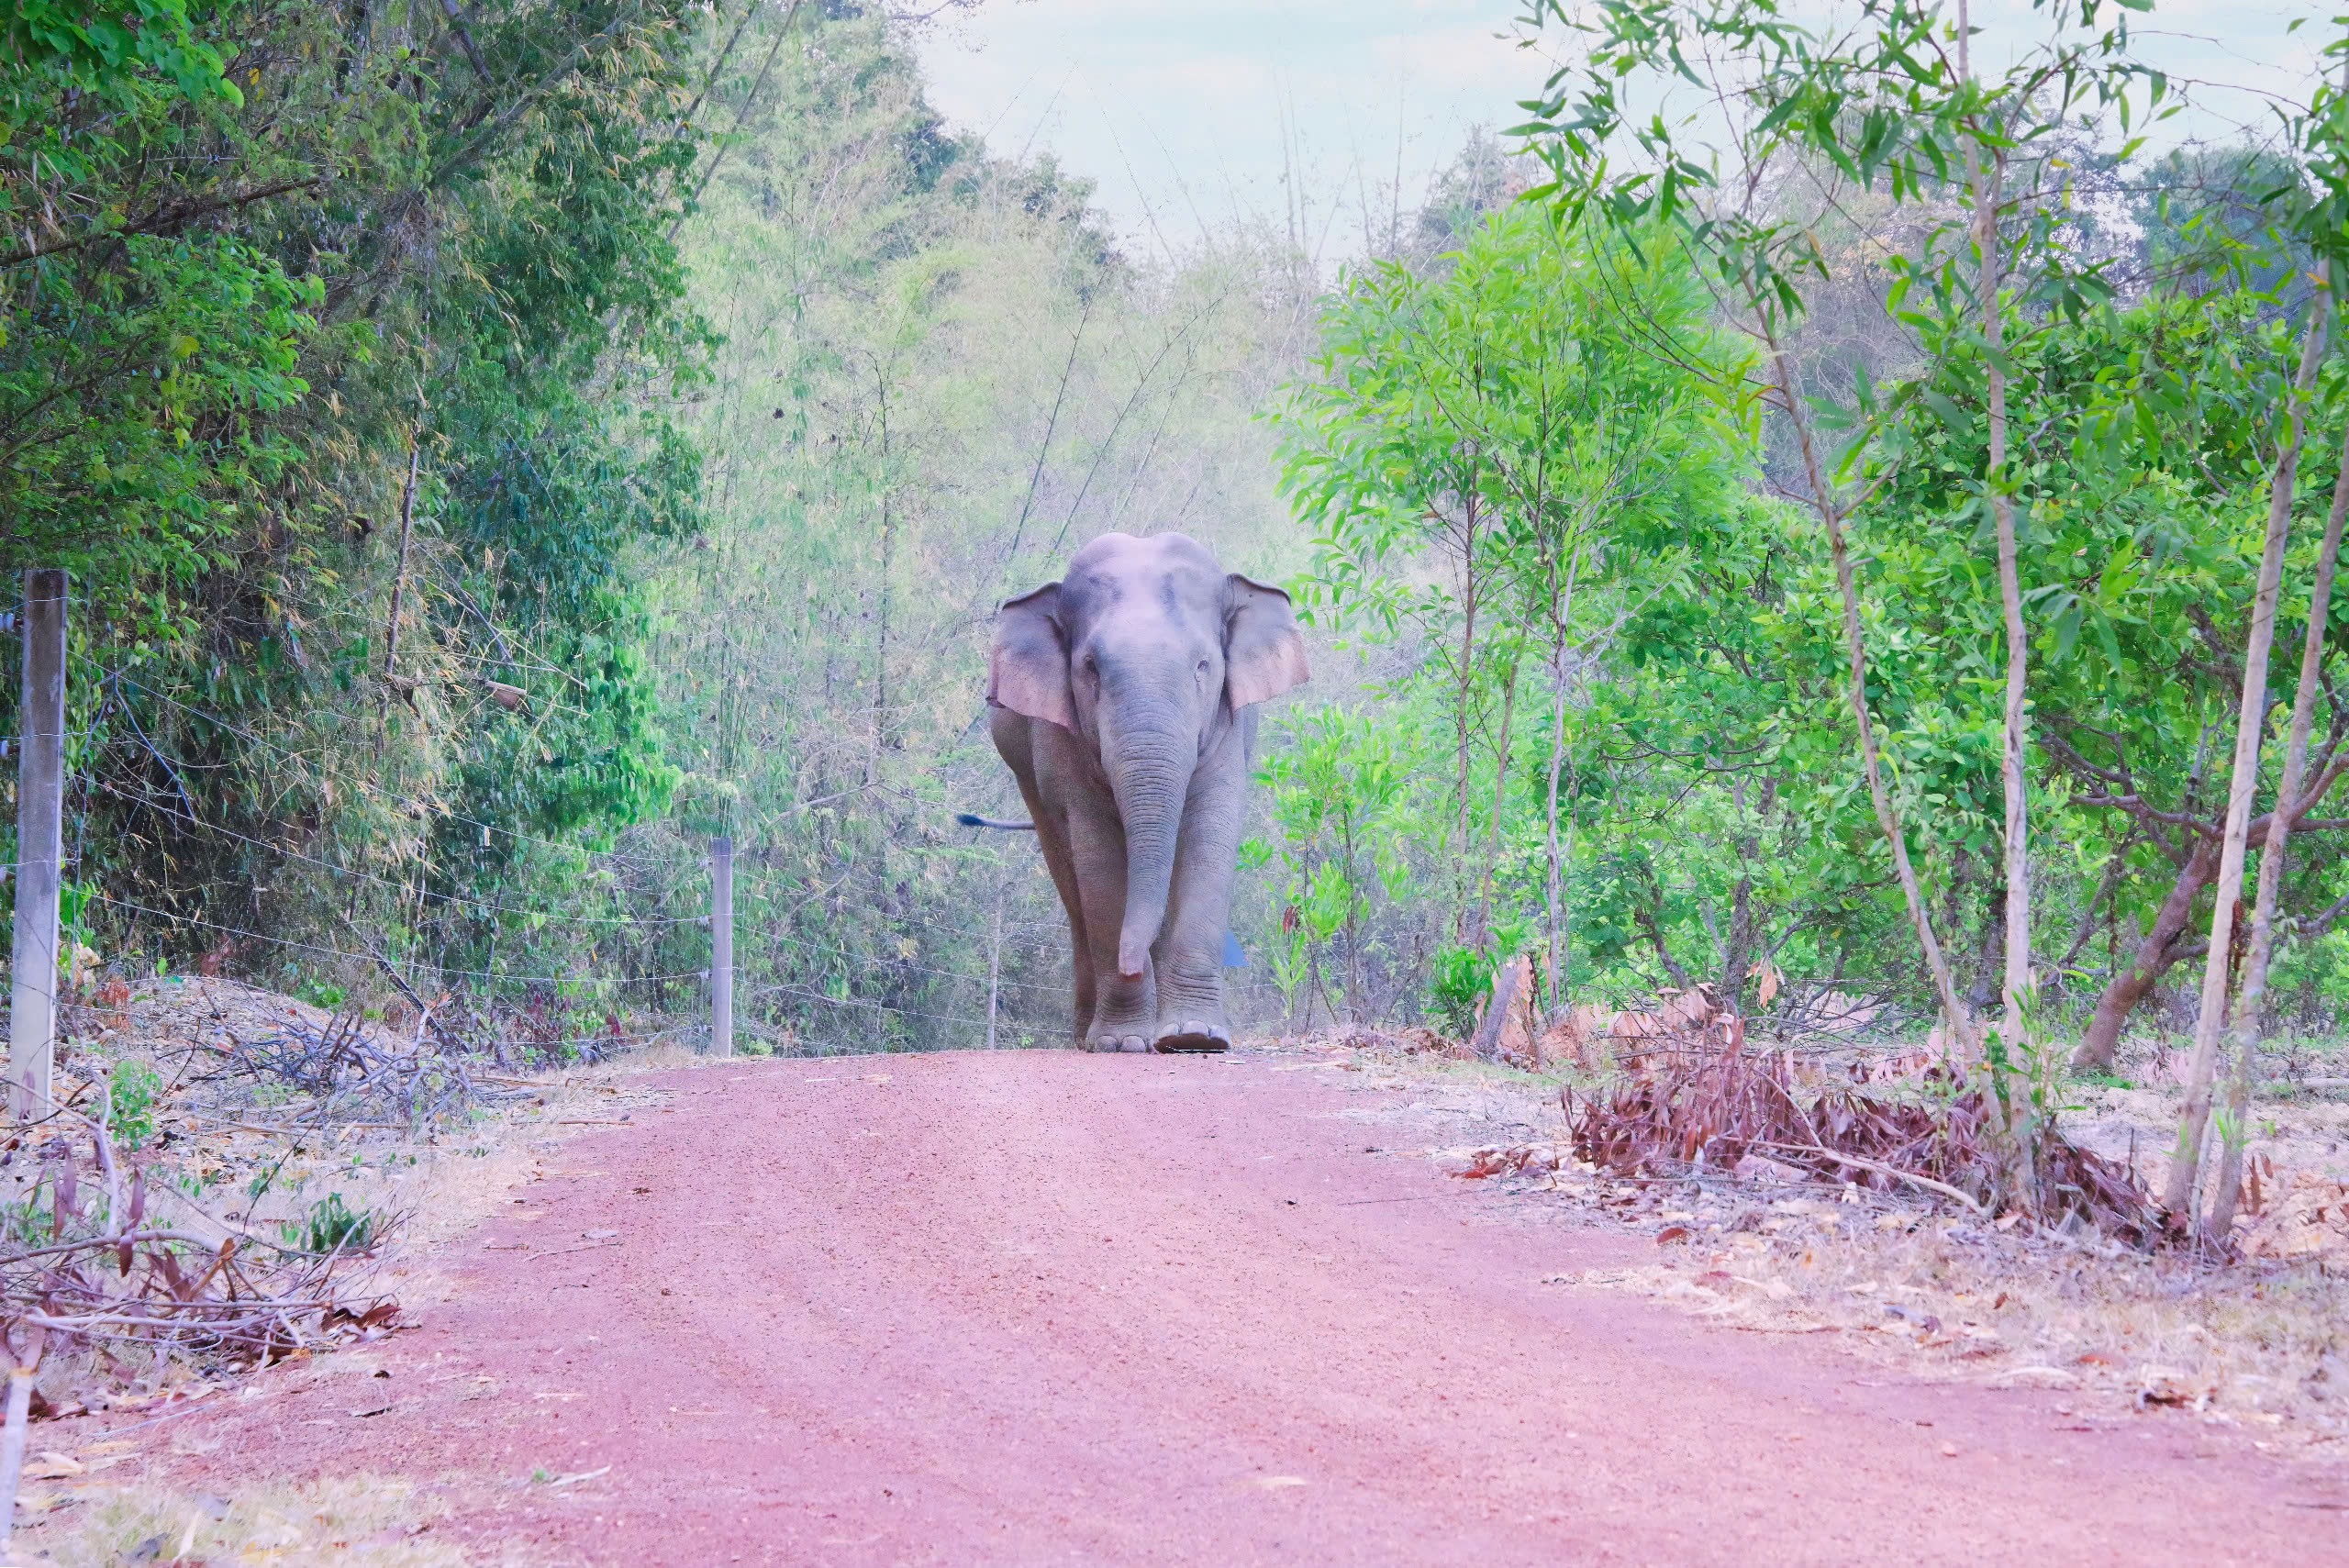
[1086,1029,1153,1053]
[1153,1019,1231,1054]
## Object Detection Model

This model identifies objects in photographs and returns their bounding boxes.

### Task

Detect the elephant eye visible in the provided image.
[1196,658,1211,677]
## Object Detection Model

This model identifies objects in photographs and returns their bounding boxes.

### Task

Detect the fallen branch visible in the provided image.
[1748,1140,1987,1216]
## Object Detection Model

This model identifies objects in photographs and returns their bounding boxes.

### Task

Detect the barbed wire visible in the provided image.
[34,662,1085,1037]
[92,773,1063,995]
[91,893,709,988]
[101,673,1058,926]
[88,778,708,929]
[15,896,1073,1058]
[101,669,622,867]
[743,980,1006,1032]
[759,940,1062,997]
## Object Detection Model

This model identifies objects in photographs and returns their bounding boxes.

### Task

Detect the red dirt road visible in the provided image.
[162,1050,2343,1565]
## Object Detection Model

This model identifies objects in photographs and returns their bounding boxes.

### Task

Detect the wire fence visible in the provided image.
[5,663,1078,1063]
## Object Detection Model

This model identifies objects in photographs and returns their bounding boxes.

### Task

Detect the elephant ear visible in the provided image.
[1224,574,1310,709]
[988,582,1074,729]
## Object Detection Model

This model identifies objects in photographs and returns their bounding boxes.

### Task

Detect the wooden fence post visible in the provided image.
[710,835,733,1057]
[10,571,66,1118]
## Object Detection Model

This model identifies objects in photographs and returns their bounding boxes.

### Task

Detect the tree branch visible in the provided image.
[0,179,327,269]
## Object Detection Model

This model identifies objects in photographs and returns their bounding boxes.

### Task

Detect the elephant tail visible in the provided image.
[955,812,1036,831]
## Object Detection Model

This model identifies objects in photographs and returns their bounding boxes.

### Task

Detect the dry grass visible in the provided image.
[13,1473,478,1566]
[2,1030,728,1561]
[11,980,709,1422]
[1548,1173,2349,1456]
[1276,1030,2349,1461]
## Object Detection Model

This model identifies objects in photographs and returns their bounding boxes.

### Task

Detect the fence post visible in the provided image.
[709,834,733,1058]
[10,571,66,1119]
[985,880,1004,1051]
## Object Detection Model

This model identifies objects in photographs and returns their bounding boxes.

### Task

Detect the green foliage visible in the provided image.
[1256,706,1419,1024]
[105,1060,165,1151]
[2,1,236,99]
[3,0,722,999]
[1428,945,1493,1038]
[1366,0,2349,1063]
[282,1192,377,1256]
[19,0,2349,1076]
[1271,199,1753,1019]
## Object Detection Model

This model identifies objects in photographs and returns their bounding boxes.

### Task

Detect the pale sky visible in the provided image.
[915,0,2330,263]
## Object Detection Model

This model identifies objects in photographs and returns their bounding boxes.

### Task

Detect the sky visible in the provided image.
[913,0,2332,263]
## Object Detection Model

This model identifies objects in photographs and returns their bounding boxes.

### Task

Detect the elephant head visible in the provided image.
[987,532,1308,980]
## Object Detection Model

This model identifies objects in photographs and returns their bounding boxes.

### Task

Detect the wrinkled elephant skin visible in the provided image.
[985,532,1308,1052]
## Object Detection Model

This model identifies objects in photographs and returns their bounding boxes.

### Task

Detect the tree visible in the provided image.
[1252,706,1418,1026]
[1274,206,1741,998]
[5,0,726,1000]
[2167,47,2349,1229]
[1514,0,2205,1210]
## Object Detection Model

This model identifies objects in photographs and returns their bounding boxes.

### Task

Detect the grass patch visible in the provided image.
[17,1475,467,1567]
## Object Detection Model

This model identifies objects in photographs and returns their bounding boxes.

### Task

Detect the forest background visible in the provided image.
[6,0,2348,1156]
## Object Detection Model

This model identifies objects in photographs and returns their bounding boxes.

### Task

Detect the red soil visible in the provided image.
[148,1050,2343,1564]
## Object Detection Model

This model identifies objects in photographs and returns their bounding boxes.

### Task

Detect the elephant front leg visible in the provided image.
[1152,722,1249,1052]
[1062,765,1156,1052]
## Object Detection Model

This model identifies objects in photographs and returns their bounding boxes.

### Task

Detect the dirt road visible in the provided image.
[160,1049,2342,1565]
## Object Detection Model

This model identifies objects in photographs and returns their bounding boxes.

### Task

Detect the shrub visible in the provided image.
[1429,945,1494,1039]
[284,1193,379,1256]
[106,1059,165,1151]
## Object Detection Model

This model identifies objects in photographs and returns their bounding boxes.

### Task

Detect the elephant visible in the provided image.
[983,531,1309,1052]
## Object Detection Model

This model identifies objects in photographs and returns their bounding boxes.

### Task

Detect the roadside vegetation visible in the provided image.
[1256,1,2349,1250]
[6,0,2349,1503]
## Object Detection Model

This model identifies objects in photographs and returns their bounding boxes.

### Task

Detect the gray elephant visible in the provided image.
[983,532,1308,1052]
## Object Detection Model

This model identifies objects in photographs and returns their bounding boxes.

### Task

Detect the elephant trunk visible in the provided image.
[1110,735,1190,981]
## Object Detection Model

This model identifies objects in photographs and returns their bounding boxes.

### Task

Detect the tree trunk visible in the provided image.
[1957,5,2036,1083]
[1635,894,1692,990]
[1968,874,2005,1017]
[2164,293,2330,1218]
[1476,655,1519,947]
[1717,777,1776,1011]
[985,878,1005,1051]
[1470,952,1528,1062]
[2074,838,2218,1070]
[0,1329,45,1560]
[869,489,893,786]
[1768,344,1968,1039]
[2074,784,2349,1071]
[2210,409,2349,1235]
[1544,658,1570,1015]
[1343,820,1364,1023]
[1542,546,1584,1018]
[1720,873,1754,1010]
[376,424,423,753]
